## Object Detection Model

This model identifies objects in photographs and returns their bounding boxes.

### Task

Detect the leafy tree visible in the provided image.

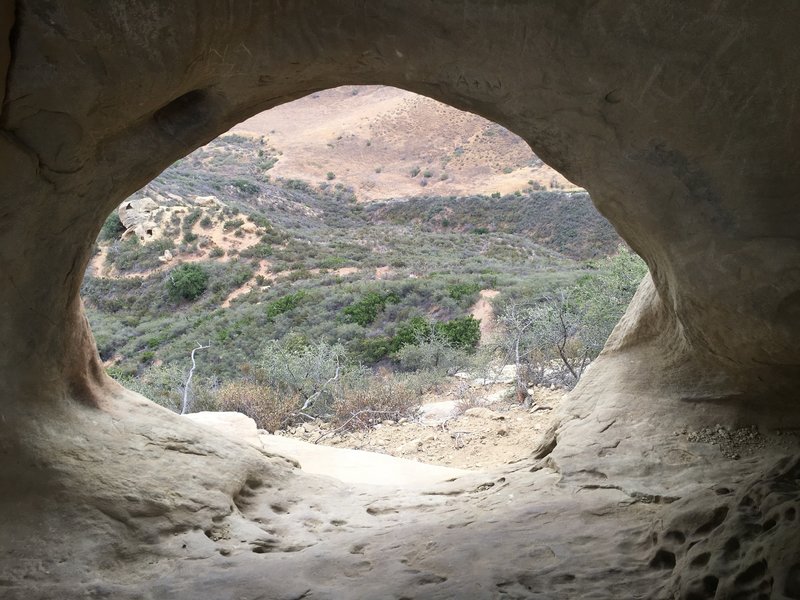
[166,263,209,301]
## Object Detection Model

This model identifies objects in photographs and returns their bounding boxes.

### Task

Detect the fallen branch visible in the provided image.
[313,409,402,444]
[299,363,341,412]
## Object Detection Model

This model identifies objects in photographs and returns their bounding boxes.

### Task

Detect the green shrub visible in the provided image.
[391,316,429,352]
[183,209,202,228]
[239,242,272,259]
[99,211,125,241]
[447,282,482,304]
[391,315,480,353]
[230,179,260,196]
[342,291,400,326]
[266,291,307,321]
[349,336,395,363]
[223,218,245,232]
[437,315,481,350]
[166,263,209,301]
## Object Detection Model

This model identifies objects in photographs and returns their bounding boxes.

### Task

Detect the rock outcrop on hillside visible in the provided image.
[118,197,162,241]
[0,2,798,598]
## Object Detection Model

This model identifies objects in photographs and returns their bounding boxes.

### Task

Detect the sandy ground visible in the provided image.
[278,383,565,470]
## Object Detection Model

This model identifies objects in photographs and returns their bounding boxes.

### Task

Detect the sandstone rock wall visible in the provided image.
[1,3,799,598]
[1,2,798,411]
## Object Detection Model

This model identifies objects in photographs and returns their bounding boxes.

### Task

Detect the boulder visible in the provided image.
[184,411,264,450]
[118,197,162,241]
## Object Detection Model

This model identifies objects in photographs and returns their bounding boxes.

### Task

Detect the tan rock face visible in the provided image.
[1,3,799,598]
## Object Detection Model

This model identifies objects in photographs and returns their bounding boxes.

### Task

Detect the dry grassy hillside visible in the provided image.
[234,86,579,201]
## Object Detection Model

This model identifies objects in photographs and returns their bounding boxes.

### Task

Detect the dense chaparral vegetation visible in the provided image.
[83,133,645,430]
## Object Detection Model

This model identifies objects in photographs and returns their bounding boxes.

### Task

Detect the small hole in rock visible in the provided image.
[723,536,740,558]
[665,530,686,545]
[694,506,729,535]
[734,559,767,586]
[649,549,676,570]
[703,575,719,594]
[690,552,711,568]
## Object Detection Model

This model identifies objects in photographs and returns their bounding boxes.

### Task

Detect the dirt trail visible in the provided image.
[470,289,499,343]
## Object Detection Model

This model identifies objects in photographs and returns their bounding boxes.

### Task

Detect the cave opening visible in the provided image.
[84,84,638,477]
[2,4,799,597]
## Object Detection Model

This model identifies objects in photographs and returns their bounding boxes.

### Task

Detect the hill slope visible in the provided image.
[233,85,579,200]
[83,135,617,382]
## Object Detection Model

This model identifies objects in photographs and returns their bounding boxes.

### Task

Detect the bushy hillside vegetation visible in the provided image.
[82,133,642,428]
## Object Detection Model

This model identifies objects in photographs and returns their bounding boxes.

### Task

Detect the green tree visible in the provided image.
[497,246,647,390]
[166,263,209,301]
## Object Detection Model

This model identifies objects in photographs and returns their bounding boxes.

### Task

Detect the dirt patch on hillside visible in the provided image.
[233,85,581,201]
[470,289,499,343]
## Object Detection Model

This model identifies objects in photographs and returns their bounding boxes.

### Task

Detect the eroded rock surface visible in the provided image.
[0,2,799,598]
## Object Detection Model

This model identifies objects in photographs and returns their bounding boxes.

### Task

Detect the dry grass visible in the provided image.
[331,378,421,432]
[216,381,302,433]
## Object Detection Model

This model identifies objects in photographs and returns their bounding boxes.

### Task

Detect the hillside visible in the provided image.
[82,134,619,388]
[233,85,580,200]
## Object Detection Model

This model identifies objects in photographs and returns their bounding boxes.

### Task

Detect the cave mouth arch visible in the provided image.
[0,0,795,454]
[2,3,800,597]
[85,83,630,466]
